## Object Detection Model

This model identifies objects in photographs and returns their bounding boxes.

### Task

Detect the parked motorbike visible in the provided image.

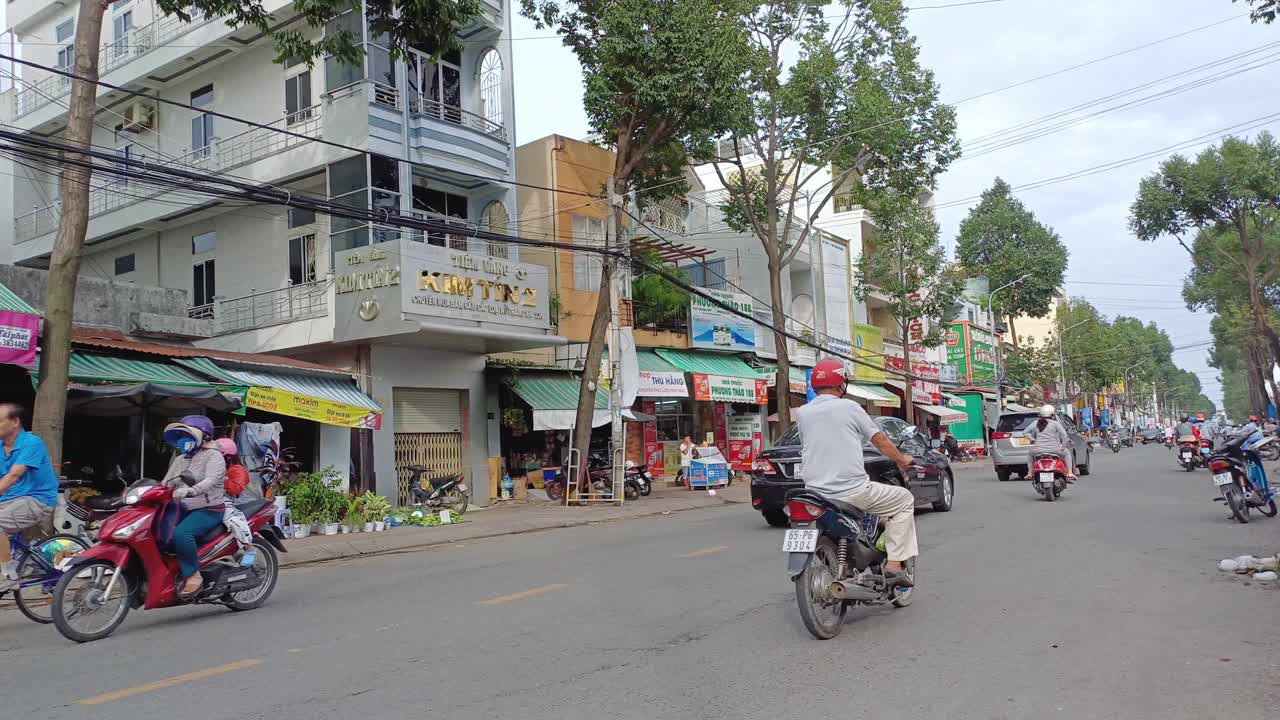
[624,460,654,496]
[1208,433,1278,524]
[783,489,915,640]
[50,478,285,643]
[406,465,470,515]
[552,454,641,501]
[53,466,134,542]
[1178,441,1198,471]
[1031,453,1069,501]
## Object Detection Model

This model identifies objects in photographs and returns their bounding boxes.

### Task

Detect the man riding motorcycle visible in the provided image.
[1175,417,1198,444]
[1028,404,1076,482]
[794,359,916,587]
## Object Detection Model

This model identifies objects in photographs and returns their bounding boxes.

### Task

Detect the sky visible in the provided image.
[512,0,1279,410]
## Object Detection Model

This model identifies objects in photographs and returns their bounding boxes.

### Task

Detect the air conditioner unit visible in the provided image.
[121,101,155,132]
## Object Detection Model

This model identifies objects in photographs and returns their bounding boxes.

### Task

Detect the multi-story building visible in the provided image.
[0,1,545,505]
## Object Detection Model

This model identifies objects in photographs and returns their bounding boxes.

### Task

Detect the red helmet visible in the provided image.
[1249,415,1260,422]
[809,359,848,389]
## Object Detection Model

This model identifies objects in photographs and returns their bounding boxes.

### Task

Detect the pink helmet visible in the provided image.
[214,437,238,457]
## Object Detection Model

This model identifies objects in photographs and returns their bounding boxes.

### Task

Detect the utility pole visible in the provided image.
[607,184,626,498]
[988,274,1028,417]
[1056,318,1089,414]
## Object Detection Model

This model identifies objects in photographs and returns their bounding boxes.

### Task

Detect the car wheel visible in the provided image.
[763,509,789,528]
[932,472,953,512]
[996,467,1011,482]
[1079,450,1091,476]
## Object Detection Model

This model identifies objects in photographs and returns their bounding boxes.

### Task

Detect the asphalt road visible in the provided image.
[2,444,1278,720]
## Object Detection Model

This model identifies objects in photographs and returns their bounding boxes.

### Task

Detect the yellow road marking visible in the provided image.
[477,583,568,606]
[78,659,263,705]
[678,545,728,558]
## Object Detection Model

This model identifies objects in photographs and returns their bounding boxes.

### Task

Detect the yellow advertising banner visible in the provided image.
[851,322,886,383]
[245,386,383,429]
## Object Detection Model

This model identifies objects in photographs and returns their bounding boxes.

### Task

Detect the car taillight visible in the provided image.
[752,459,777,475]
[1209,459,1232,473]
[992,432,1011,440]
[784,500,825,522]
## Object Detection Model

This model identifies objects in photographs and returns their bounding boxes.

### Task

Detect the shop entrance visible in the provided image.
[392,388,464,505]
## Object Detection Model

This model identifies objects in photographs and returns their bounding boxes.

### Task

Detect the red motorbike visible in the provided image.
[1178,441,1198,471]
[1031,453,1068,502]
[49,480,287,643]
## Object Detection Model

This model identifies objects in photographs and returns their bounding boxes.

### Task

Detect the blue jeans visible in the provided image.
[173,509,223,578]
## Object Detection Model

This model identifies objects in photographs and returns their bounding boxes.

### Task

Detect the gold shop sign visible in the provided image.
[336,247,400,295]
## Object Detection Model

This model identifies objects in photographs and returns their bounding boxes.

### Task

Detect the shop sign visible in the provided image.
[727,414,763,472]
[336,247,400,295]
[692,373,769,405]
[245,386,383,429]
[690,289,756,352]
[884,354,943,405]
[946,321,995,384]
[637,370,688,397]
[405,246,550,329]
[851,322,885,384]
[0,310,39,366]
[753,366,806,395]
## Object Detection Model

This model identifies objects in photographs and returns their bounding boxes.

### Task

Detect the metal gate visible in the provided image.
[393,432,464,505]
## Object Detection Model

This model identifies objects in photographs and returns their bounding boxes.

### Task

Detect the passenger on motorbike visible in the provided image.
[1175,417,1198,444]
[160,416,227,598]
[1027,404,1076,482]
[794,359,916,587]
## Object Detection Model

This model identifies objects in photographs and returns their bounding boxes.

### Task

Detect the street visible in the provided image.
[2,445,1278,720]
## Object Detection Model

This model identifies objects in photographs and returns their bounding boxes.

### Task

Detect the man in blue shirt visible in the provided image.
[0,403,58,589]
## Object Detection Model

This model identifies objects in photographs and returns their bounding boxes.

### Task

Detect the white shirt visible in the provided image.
[679,442,693,467]
[795,394,883,496]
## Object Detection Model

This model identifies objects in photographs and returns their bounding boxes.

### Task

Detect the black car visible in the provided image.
[1137,427,1163,444]
[749,416,955,527]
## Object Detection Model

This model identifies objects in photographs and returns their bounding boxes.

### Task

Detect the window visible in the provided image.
[190,85,214,159]
[324,11,363,92]
[285,70,312,124]
[289,234,317,286]
[408,46,461,122]
[572,215,606,291]
[369,155,400,244]
[111,9,133,59]
[56,20,75,82]
[412,183,469,248]
[478,49,503,131]
[328,156,370,254]
[288,207,316,228]
[192,259,216,307]
[682,258,726,290]
[191,231,216,254]
[114,253,135,276]
[113,141,134,188]
[481,201,509,258]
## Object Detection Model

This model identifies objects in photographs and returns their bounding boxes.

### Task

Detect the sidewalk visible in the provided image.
[276,482,749,568]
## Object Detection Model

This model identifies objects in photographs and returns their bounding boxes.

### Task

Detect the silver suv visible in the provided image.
[991,411,1091,482]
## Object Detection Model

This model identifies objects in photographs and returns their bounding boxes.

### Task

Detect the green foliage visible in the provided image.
[853,192,964,350]
[160,1,481,67]
[1182,223,1280,314]
[630,250,689,327]
[954,178,1069,320]
[280,466,349,525]
[1002,337,1057,393]
[1238,1,1279,24]
[392,508,466,527]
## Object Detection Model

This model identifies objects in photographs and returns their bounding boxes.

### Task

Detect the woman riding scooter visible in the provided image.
[1027,404,1076,482]
[160,416,226,599]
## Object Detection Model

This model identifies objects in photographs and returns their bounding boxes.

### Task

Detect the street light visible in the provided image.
[1122,359,1148,425]
[1056,317,1091,413]
[988,274,1029,415]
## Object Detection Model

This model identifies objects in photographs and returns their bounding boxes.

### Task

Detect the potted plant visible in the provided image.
[356,492,392,532]
[344,497,364,533]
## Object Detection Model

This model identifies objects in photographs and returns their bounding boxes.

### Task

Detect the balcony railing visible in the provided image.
[215,279,330,335]
[638,197,690,235]
[14,12,215,118]
[408,93,507,143]
[14,104,323,242]
[630,301,689,335]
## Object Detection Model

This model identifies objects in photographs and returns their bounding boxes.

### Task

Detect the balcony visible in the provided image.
[14,104,323,243]
[409,94,507,142]
[405,92,510,175]
[211,279,330,335]
[14,12,215,118]
[638,196,690,236]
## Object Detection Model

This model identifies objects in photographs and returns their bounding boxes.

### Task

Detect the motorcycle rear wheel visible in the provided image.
[52,559,131,643]
[545,480,565,502]
[1223,484,1250,524]
[1045,483,1057,501]
[226,541,279,611]
[623,480,640,502]
[1258,498,1278,518]
[640,481,652,496]
[446,488,470,515]
[795,536,847,640]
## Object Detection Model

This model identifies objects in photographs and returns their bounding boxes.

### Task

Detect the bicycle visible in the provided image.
[1,532,91,624]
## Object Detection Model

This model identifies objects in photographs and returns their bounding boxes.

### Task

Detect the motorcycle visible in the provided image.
[50,477,285,643]
[552,454,641,502]
[1208,433,1278,524]
[1107,434,1121,453]
[406,464,470,515]
[1178,441,1198,471]
[1031,453,1069,501]
[53,466,134,542]
[624,460,654,496]
[783,489,915,640]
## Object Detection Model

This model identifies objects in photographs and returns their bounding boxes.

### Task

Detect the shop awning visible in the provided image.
[637,349,682,372]
[34,351,219,387]
[850,383,901,408]
[175,357,382,429]
[655,349,758,379]
[914,403,967,425]
[510,371,610,431]
[0,282,39,315]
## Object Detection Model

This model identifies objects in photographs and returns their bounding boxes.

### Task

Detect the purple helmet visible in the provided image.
[180,415,215,440]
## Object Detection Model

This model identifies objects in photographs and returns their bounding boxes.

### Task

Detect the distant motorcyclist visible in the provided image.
[1175,417,1198,444]
[1027,404,1076,482]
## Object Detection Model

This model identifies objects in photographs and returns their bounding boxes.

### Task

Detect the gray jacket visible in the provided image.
[162,445,227,512]
[1028,419,1071,454]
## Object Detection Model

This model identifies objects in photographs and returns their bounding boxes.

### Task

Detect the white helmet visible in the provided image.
[1039,404,1055,418]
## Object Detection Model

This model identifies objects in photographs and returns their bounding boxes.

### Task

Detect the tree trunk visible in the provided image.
[569,255,611,504]
[32,0,110,469]
[768,253,791,436]
[1007,315,1019,350]
[900,324,913,424]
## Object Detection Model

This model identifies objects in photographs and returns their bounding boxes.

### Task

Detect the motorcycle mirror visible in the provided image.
[904,425,918,437]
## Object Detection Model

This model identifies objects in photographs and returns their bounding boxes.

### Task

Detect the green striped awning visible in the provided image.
[35,352,217,386]
[510,372,609,410]
[0,282,39,315]
[174,358,380,412]
[637,349,682,373]
[653,349,758,379]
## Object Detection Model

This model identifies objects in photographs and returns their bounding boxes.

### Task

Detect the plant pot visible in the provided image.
[364,522,375,533]
[339,525,350,534]
[322,523,340,535]
[294,524,312,539]
[374,521,386,532]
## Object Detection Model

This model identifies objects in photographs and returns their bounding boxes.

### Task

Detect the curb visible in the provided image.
[279,495,741,569]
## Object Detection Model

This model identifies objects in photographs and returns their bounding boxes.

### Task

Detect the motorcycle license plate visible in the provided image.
[1181,451,1192,460]
[781,528,819,553]
[1213,472,1233,487]
[457,482,468,492]
[1039,472,1055,484]
[793,463,803,479]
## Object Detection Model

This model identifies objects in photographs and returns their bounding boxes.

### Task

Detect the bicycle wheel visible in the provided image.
[14,534,91,624]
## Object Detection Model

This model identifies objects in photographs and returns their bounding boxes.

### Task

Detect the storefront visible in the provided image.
[652,348,768,475]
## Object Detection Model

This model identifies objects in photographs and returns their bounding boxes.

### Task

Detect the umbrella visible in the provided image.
[66,383,242,476]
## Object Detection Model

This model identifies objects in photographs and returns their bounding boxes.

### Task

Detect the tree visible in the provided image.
[1129,134,1280,402]
[33,0,479,467]
[714,0,958,433]
[1237,1,1279,23]
[853,193,963,413]
[954,178,1068,347]
[630,250,689,328]
[1002,337,1057,399]
[521,0,756,482]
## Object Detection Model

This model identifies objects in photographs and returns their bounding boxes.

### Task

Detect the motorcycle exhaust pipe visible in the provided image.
[829,579,881,602]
